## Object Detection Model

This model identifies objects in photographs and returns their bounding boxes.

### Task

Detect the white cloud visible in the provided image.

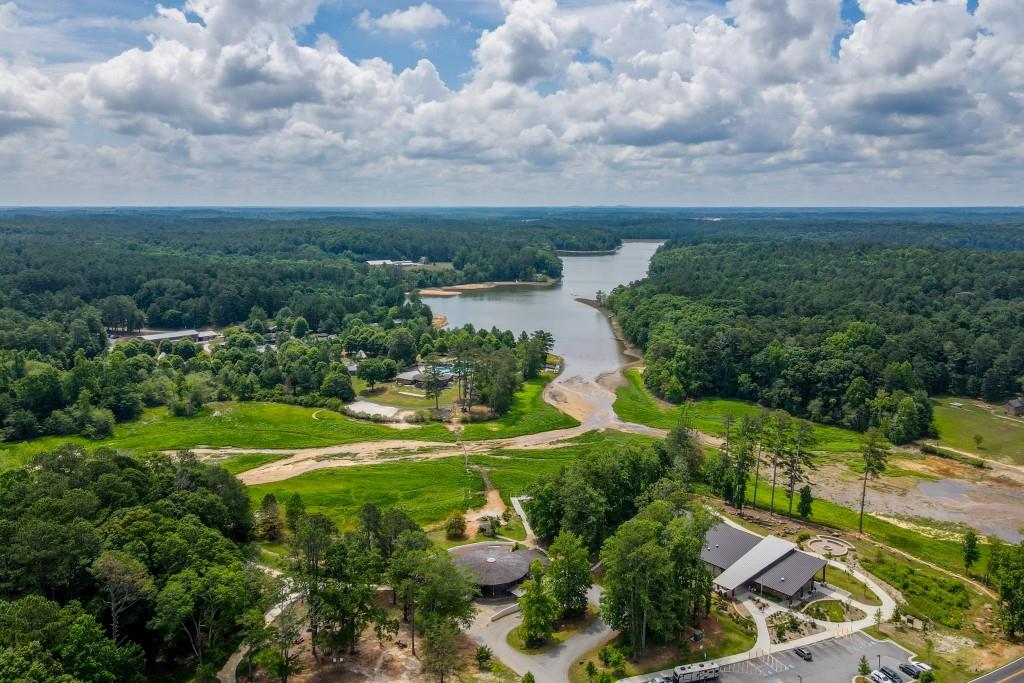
[357,3,450,33]
[0,0,1022,205]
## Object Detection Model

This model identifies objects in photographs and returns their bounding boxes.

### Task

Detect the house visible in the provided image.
[396,370,424,386]
[138,329,199,343]
[197,330,219,342]
[701,523,826,604]
[1004,398,1024,417]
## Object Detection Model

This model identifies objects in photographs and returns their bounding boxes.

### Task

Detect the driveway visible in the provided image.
[467,585,614,683]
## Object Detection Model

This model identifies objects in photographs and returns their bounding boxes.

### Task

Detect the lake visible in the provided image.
[424,241,662,382]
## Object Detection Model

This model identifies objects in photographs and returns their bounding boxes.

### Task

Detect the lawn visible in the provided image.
[460,375,579,440]
[246,457,485,530]
[353,381,461,409]
[931,396,1024,466]
[507,606,599,654]
[615,369,863,452]
[0,374,579,470]
[825,565,882,606]
[0,401,457,469]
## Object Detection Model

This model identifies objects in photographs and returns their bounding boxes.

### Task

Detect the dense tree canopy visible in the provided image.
[610,241,1024,442]
[0,446,258,678]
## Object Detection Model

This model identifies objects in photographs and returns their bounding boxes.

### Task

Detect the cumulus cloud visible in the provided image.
[0,0,1022,204]
[356,3,450,33]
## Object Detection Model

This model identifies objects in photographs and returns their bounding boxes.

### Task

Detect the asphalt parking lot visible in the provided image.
[719,633,912,683]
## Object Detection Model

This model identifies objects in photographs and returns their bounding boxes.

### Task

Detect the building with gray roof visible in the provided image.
[451,543,548,598]
[701,522,826,604]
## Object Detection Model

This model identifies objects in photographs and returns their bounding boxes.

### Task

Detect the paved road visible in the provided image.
[467,585,614,683]
[971,656,1024,683]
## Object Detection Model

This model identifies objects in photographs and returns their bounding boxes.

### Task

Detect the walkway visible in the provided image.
[467,585,614,683]
[217,571,298,683]
[617,512,896,683]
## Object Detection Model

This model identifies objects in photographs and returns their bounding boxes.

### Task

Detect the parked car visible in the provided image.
[880,666,904,683]
[870,671,893,683]
[793,647,813,661]
[899,663,921,679]
[912,662,933,673]
[649,677,672,683]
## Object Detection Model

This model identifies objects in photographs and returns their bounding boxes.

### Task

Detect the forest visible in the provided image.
[0,444,484,681]
[609,241,1024,443]
[0,210,585,364]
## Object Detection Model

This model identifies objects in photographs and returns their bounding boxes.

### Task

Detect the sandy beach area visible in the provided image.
[418,279,556,297]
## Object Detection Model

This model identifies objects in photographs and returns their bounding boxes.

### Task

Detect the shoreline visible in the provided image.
[574,297,645,391]
[418,278,557,297]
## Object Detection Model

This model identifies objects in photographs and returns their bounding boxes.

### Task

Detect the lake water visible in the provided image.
[425,241,662,382]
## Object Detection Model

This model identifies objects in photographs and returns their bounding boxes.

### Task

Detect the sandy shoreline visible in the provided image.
[418,278,557,297]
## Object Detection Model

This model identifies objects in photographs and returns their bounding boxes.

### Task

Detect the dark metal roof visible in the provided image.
[701,523,761,571]
[752,550,826,597]
[452,546,547,587]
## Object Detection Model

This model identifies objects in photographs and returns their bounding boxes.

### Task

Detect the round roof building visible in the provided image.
[451,543,548,598]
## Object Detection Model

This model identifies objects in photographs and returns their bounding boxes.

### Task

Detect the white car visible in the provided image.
[870,671,893,683]
[912,662,933,673]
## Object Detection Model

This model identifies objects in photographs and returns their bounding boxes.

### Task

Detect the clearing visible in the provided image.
[931,396,1024,467]
[614,369,864,452]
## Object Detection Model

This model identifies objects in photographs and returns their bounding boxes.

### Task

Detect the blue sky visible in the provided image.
[0,0,1021,206]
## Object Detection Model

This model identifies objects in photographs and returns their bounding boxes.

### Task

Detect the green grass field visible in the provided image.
[351,380,461,408]
[247,457,485,530]
[0,375,578,470]
[0,402,456,470]
[824,565,882,606]
[215,452,290,475]
[931,396,1024,466]
[460,375,579,440]
[615,369,864,452]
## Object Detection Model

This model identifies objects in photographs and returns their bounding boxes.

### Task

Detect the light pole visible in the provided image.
[877,654,881,670]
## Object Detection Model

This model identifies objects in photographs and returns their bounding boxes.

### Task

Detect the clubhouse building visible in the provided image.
[702,523,827,605]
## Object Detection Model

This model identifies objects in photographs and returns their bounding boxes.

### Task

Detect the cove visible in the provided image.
[424,241,663,383]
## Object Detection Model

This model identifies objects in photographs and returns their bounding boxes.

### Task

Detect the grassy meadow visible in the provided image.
[215,452,290,475]
[0,375,578,470]
[247,457,485,530]
[931,396,1024,466]
[615,369,864,452]
[0,402,456,470]
[460,375,579,440]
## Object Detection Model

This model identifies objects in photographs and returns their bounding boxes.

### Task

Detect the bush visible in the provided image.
[42,409,78,436]
[80,407,115,439]
[446,513,467,540]
[475,645,492,668]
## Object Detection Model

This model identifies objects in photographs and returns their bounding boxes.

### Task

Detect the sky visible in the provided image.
[0,0,1021,206]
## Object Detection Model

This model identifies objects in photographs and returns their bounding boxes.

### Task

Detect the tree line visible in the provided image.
[610,241,1024,443]
[1,304,553,442]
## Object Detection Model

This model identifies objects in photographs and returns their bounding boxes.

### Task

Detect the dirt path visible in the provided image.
[463,469,507,536]
[920,441,1024,476]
